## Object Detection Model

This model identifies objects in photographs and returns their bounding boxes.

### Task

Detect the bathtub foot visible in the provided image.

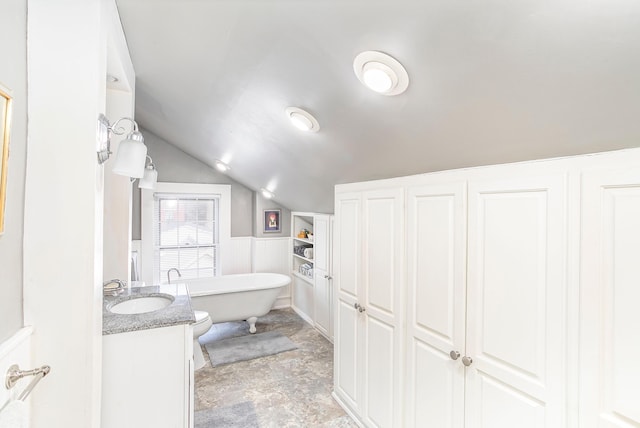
[247,317,257,334]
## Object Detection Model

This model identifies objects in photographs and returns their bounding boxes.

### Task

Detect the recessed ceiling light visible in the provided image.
[214,160,230,172]
[261,188,275,199]
[353,51,409,96]
[285,107,320,133]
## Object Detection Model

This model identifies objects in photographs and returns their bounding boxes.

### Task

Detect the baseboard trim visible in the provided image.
[290,305,314,326]
[272,295,291,310]
[331,391,364,427]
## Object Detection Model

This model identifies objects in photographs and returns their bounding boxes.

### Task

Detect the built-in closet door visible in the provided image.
[465,174,567,428]
[580,167,640,427]
[360,188,404,428]
[334,192,363,413]
[314,214,333,339]
[405,182,467,428]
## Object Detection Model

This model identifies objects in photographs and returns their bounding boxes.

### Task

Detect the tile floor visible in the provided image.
[195,308,359,428]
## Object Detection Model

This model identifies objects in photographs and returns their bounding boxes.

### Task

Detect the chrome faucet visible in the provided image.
[167,268,182,284]
[103,279,126,296]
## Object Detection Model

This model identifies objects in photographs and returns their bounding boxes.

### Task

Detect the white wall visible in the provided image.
[103,37,136,281]
[0,0,28,344]
[23,1,129,426]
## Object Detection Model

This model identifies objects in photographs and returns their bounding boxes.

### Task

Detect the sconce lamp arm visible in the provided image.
[109,117,140,137]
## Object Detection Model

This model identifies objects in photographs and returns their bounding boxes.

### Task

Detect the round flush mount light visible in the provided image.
[214,159,230,172]
[285,107,320,133]
[353,51,409,96]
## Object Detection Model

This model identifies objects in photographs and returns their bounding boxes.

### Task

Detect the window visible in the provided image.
[154,194,219,282]
[141,183,231,285]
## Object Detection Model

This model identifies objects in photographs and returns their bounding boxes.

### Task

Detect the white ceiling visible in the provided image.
[115,0,640,213]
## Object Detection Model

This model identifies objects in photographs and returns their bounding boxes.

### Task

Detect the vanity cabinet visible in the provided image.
[102,324,194,428]
[291,212,334,340]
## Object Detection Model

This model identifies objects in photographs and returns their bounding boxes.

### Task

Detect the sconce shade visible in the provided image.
[138,166,158,189]
[111,131,147,178]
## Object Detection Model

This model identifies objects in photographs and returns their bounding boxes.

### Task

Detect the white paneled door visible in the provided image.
[465,174,567,428]
[334,192,362,412]
[314,214,333,338]
[405,182,467,428]
[580,168,640,428]
[334,188,404,428]
[361,189,404,428]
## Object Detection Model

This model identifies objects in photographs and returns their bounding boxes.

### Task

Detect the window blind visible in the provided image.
[153,193,220,283]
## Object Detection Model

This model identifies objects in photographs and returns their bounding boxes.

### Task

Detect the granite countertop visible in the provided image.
[103,284,195,335]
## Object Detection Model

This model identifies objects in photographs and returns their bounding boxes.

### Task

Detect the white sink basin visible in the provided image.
[109,295,174,315]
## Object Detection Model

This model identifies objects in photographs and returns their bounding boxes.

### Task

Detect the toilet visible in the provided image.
[192,310,213,370]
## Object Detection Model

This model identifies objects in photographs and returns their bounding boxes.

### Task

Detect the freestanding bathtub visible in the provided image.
[188,273,291,333]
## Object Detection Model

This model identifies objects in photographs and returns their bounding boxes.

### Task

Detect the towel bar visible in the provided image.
[4,364,51,401]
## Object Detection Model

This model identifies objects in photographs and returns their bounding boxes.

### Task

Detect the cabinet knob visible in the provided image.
[354,303,366,313]
[462,356,473,367]
[449,350,460,360]
[324,275,333,280]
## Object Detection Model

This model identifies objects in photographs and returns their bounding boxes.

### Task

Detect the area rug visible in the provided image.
[195,401,259,428]
[204,331,298,367]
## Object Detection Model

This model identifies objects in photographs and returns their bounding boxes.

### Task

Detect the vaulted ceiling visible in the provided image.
[115,0,640,213]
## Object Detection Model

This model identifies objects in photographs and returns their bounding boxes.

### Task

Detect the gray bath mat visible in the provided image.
[195,401,259,428]
[205,331,297,367]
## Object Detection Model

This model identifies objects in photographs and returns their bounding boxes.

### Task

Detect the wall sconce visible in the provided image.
[96,114,149,179]
[138,156,157,189]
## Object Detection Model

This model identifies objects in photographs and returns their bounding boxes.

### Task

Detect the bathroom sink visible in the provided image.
[109,295,174,315]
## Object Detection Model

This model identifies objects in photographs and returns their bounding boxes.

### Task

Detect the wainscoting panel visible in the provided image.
[253,237,291,308]
[226,237,253,275]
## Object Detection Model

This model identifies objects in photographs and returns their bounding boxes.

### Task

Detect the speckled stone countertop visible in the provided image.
[103,284,195,335]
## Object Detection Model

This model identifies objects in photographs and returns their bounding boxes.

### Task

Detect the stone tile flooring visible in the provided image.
[195,308,359,428]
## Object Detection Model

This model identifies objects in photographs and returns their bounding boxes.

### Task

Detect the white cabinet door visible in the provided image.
[334,188,404,428]
[334,192,363,413]
[314,214,333,338]
[465,174,567,428]
[405,182,467,428]
[580,168,640,428]
[361,188,404,428]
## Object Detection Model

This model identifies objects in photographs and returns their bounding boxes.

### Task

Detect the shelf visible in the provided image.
[293,253,314,263]
[293,237,314,245]
[292,271,314,285]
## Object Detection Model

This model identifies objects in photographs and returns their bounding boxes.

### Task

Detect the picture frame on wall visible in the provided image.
[0,84,13,235]
[263,209,281,233]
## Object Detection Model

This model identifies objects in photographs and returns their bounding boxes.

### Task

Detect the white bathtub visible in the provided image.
[187,273,291,333]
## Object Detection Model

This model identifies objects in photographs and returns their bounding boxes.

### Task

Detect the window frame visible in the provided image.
[141,183,231,285]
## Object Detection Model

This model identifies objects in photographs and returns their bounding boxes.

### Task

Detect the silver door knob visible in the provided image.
[354,302,359,310]
[358,305,366,313]
[449,350,460,360]
[324,275,333,280]
[462,356,473,367]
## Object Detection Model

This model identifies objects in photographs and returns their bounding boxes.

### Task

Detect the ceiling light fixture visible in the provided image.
[285,107,320,133]
[353,51,409,96]
[260,188,275,199]
[214,160,230,172]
